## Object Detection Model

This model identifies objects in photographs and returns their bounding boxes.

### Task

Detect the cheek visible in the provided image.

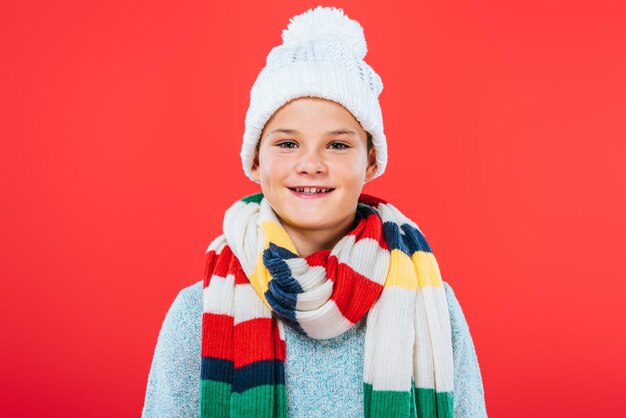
[259,155,291,187]
[261,158,287,177]
[334,160,367,184]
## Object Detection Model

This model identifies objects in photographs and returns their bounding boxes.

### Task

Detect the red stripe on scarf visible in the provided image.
[201,313,234,361]
[233,317,286,367]
[346,207,389,251]
[328,255,384,323]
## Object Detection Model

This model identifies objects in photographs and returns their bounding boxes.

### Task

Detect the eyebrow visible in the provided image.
[268,128,358,137]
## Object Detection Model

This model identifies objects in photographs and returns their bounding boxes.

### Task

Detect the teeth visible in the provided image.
[294,187,332,194]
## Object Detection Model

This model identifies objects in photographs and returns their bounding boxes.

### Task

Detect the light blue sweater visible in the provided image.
[142,280,487,417]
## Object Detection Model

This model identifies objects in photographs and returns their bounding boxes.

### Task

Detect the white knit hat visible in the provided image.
[240,5,387,183]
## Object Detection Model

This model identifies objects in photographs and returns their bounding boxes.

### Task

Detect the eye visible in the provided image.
[277,140,297,149]
[329,142,349,150]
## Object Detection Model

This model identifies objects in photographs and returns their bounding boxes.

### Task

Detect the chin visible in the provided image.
[289,214,326,227]
[284,217,328,230]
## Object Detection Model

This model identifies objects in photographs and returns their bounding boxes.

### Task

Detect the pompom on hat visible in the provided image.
[240,5,388,182]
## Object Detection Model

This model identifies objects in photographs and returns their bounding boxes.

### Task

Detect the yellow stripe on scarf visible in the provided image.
[386,249,444,290]
[385,249,418,290]
[260,219,298,254]
[411,251,444,288]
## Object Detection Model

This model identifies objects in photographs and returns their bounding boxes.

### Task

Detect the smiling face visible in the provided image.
[251,96,377,246]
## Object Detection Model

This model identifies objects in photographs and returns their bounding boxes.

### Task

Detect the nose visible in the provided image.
[296,148,327,175]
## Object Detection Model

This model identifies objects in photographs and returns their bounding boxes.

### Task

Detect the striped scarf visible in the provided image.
[200,192,454,417]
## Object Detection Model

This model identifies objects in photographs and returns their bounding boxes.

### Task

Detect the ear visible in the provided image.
[250,148,261,182]
[364,147,378,183]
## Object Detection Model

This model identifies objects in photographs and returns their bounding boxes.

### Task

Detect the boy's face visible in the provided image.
[251,97,377,237]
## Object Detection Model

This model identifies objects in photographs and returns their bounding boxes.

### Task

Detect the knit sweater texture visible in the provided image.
[142,280,487,417]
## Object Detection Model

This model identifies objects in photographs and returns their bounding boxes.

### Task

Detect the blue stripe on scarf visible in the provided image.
[232,360,286,393]
[202,358,286,392]
[262,243,308,335]
[383,221,432,254]
[201,357,233,383]
[263,289,307,335]
[401,223,432,253]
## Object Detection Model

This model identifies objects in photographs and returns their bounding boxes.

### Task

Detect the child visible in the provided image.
[142,6,487,417]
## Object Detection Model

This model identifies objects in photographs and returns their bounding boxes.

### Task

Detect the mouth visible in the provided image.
[287,186,335,199]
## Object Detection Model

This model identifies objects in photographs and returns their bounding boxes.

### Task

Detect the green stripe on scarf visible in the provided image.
[363,383,412,417]
[201,381,287,417]
[363,383,454,418]
[200,380,230,417]
[230,385,287,418]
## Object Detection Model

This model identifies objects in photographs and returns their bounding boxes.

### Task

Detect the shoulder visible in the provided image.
[442,281,467,323]
[441,280,473,341]
[142,281,205,417]
[155,280,204,356]
[175,280,203,309]
[166,280,204,320]
[162,280,204,352]
[442,281,460,315]
[442,280,458,302]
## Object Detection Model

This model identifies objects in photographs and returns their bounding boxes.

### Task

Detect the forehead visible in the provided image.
[263,97,364,136]
[267,128,358,137]
[271,97,357,122]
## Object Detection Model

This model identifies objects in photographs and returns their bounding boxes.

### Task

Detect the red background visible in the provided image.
[2,0,625,416]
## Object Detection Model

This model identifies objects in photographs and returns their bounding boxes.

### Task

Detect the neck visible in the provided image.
[280,215,356,258]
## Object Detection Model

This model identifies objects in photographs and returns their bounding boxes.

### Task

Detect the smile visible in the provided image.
[288,187,335,199]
